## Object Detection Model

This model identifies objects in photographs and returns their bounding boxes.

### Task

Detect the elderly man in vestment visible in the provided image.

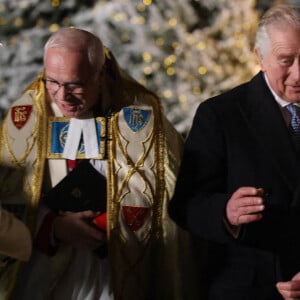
[0,28,199,300]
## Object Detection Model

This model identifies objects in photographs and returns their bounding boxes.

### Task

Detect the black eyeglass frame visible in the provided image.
[42,78,87,95]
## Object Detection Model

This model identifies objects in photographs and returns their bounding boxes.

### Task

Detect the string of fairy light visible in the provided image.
[100,0,185,101]
[103,0,211,103]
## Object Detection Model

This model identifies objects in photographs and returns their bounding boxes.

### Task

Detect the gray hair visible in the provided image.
[255,5,300,60]
[44,28,105,76]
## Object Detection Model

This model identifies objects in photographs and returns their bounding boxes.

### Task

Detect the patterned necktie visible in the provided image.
[286,103,300,149]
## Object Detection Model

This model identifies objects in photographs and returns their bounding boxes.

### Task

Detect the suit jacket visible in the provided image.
[169,72,300,299]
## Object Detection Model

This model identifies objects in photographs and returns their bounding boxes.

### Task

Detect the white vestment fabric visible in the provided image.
[11,160,113,300]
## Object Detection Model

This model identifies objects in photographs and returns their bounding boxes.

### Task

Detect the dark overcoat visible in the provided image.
[169,71,300,300]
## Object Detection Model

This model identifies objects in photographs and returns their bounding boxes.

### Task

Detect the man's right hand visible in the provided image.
[276,272,300,299]
[53,210,105,250]
[226,187,265,226]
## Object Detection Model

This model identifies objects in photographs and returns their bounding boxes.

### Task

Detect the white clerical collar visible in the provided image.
[62,117,99,160]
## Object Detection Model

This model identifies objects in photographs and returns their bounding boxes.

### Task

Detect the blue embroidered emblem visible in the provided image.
[49,119,103,157]
[123,107,151,132]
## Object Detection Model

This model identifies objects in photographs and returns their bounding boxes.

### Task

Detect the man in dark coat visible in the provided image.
[169,5,300,300]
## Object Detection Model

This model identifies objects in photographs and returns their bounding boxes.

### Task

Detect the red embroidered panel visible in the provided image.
[11,105,32,129]
[122,206,150,232]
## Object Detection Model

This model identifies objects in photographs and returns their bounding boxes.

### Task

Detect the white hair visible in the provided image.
[44,28,105,76]
[255,5,300,60]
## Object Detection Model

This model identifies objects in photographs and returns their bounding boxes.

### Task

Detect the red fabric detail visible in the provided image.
[11,105,32,129]
[34,211,58,256]
[67,159,81,171]
[122,206,150,231]
[93,213,107,232]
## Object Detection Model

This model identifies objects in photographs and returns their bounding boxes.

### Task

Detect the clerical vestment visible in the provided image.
[0,51,199,300]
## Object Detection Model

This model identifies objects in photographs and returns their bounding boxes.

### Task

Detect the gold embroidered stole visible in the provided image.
[0,75,47,300]
[107,99,168,299]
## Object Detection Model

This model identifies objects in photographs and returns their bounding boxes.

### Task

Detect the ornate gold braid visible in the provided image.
[108,98,165,241]
[151,98,165,239]
[114,115,155,201]
[27,75,48,208]
[2,116,37,167]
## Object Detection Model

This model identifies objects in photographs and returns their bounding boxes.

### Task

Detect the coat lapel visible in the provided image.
[240,72,300,193]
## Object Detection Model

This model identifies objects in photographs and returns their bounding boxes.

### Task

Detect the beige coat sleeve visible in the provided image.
[0,208,32,261]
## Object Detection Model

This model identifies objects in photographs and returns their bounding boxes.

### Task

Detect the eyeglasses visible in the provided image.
[43,79,87,95]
